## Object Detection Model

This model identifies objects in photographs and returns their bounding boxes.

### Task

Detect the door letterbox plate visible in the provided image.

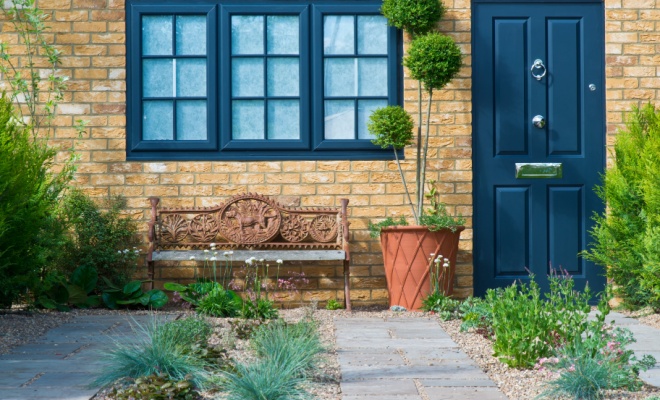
[515,163,563,179]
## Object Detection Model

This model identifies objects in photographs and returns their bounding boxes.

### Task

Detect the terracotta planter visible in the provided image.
[380,225,464,310]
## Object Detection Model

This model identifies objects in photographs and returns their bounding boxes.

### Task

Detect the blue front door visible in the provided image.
[472,1,606,295]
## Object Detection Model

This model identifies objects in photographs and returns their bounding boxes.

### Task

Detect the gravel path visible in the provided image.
[3,306,660,400]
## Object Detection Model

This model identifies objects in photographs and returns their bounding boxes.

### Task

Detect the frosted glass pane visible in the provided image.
[358,99,387,139]
[267,16,299,55]
[177,59,206,97]
[143,101,173,140]
[324,16,354,55]
[232,58,264,97]
[268,100,299,139]
[176,16,206,55]
[233,100,264,139]
[177,101,207,140]
[357,16,388,55]
[358,58,388,96]
[267,58,299,96]
[232,16,264,55]
[143,59,173,97]
[324,100,354,140]
[325,58,356,97]
[142,16,172,56]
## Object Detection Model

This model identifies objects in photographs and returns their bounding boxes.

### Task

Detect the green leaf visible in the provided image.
[66,285,88,306]
[138,293,151,306]
[37,296,57,309]
[102,292,118,309]
[101,276,120,291]
[163,282,188,292]
[147,290,169,309]
[123,280,142,296]
[70,265,98,294]
[48,283,69,304]
[85,295,101,308]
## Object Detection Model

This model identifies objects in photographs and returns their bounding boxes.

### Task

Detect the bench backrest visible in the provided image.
[148,193,349,254]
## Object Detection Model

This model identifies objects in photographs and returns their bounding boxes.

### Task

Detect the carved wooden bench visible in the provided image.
[146,193,352,310]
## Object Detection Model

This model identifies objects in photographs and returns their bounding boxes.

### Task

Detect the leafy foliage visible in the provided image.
[197,284,243,318]
[0,95,73,307]
[369,105,415,150]
[403,32,463,93]
[540,317,656,399]
[458,296,492,337]
[420,291,460,320]
[486,272,593,368]
[35,265,101,311]
[380,0,445,36]
[368,216,408,238]
[102,278,168,310]
[94,316,217,390]
[109,373,200,400]
[240,298,279,320]
[325,299,343,310]
[583,103,660,309]
[58,190,140,288]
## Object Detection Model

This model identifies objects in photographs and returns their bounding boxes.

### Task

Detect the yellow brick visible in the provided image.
[212,162,247,173]
[126,174,159,185]
[144,162,177,173]
[91,174,125,186]
[248,162,282,172]
[180,185,213,196]
[282,185,316,195]
[232,174,264,184]
[92,34,125,44]
[247,185,281,195]
[301,172,334,184]
[160,174,194,185]
[196,174,230,184]
[179,162,212,173]
[265,173,300,184]
[145,186,179,197]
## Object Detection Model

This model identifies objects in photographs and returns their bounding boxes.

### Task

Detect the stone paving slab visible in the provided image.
[421,378,497,387]
[0,388,98,400]
[340,378,419,396]
[424,386,507,399]
[336,337,458,349]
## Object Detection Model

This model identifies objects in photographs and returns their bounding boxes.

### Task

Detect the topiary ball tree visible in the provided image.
[368,106,416,220]
[402,32,462,216]
[380,0,445,37]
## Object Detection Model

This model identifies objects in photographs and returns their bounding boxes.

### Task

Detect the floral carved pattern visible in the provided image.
[309,215,338,243]
[280,214,309,243]
[219,195,281,244]
[161,214,189,243]
[189,213,219,242]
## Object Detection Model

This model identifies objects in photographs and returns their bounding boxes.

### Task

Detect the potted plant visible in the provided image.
[369,1,464,310]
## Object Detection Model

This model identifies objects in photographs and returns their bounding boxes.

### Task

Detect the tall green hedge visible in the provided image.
[0,95,73,307]
[584,103,660,309]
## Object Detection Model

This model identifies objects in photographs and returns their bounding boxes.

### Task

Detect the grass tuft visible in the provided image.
[93,315,215,390]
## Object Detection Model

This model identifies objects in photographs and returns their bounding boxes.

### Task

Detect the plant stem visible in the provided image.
[419,88,433,217]
[415,83,423,222]
[394,147,418,223]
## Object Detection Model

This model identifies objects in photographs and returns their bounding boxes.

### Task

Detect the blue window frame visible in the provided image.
[126,0,402,161]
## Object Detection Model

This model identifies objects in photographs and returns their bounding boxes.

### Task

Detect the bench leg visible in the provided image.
[147,260,155,291]
[343,260,352,312]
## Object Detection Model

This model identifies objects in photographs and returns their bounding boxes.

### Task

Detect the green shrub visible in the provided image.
[94,316,215,390]
[420,291,460,320]
[540,321,656,399]
[487,272,593,368]
[241,298,279,320]
[0,95,73,307]
[35,265,101,311]
[58,190,140,288]
[458,296,492,337]
[102,278,168,310]
[583,103,660,309]
[197,284,242,318]
[380,0,445,36]
[325,299,343,310]
[368,215,408,238]
[222,358,309,400]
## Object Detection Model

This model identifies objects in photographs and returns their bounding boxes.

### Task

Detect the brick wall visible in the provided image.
[9,0,650,306]
[605,0,660,160]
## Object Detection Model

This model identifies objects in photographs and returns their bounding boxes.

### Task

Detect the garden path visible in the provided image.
[0,313,177,400]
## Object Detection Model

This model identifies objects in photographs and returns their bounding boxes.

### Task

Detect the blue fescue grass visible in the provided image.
[92,315,216,390]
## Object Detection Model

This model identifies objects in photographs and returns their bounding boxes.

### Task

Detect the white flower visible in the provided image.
[189,256,196,261]
[443,262,450,268]
[276,259,283,264]
[213,251,218,255]
[117,250,122,254]
[134,249,140,254]
[259,258,264,262]
[246,259,253,265]
[210,257,217,261]
[430,253,435,257]
[204,249,209,253]
[228,251,234,255]
[209,243,216,247]
[223,251,230,257]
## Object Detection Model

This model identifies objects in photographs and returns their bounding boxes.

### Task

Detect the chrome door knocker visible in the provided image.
[530,59,547,81]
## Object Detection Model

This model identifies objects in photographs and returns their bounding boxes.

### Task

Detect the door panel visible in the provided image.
[473,2,605,296]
